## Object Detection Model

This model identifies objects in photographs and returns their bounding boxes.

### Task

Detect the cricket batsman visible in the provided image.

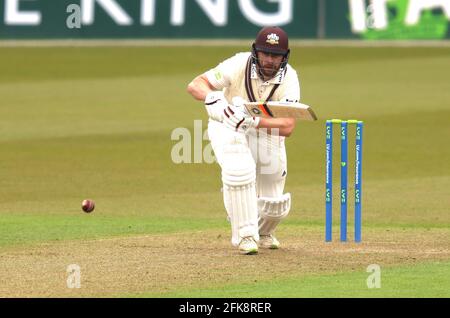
[187,26,301,255]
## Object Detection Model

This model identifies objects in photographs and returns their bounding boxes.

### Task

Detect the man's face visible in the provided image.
[256,51,284,80]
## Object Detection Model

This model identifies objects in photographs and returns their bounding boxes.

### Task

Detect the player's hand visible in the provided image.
[223,102,260,133]
[204,91,228,122]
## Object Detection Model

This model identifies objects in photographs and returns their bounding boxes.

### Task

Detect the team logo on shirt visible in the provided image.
[266,33,279,45]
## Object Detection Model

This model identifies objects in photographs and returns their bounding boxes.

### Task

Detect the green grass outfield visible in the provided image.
[0,45,449,297]
[130,260,450,298]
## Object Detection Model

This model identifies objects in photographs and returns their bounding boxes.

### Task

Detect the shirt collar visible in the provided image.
[251,61,286,85]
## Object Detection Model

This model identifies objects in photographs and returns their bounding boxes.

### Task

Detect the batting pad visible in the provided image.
[221,144,259,246]
[258,193,291,235]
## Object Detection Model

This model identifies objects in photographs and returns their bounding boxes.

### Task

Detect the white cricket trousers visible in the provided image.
[207,119,288,246]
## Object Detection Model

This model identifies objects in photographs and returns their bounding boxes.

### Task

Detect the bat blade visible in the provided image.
[244,101,317,121]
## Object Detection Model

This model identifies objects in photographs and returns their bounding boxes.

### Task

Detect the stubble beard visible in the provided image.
[258,64,278,81]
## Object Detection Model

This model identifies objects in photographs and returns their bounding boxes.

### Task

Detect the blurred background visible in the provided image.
[1,0,449,235]
[0,0,449,40]
[0,0,449,242]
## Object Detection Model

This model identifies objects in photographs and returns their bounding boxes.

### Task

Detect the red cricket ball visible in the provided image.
[81,199,95,213]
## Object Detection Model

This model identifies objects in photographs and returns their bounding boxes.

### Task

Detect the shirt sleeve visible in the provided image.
[205,53,246,90]
[279,66,301,103]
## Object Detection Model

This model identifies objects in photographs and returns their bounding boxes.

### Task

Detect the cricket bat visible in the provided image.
[243,101,317,121]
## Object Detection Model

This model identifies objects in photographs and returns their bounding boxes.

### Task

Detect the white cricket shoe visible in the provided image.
[238,237,258,255]
[258,235,280,249]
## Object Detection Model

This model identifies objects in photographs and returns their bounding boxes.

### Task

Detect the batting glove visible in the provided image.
[223,101,260,133]
[204,91,228,122]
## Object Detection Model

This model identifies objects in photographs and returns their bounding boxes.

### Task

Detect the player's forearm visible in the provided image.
[257,117,296,137]
[187,75,215,101]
